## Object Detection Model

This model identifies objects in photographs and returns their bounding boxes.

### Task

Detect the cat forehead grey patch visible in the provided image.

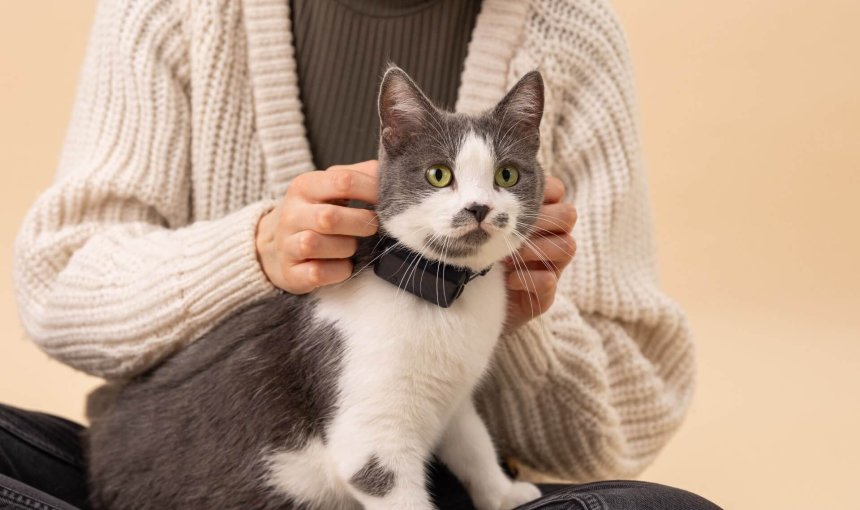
[349,455,395,497]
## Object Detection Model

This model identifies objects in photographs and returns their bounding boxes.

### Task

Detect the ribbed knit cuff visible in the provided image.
[179,200,278,331]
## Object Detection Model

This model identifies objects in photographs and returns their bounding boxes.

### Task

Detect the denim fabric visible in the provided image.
[0,473,81,510]
[429,463,722,510]
[0,405,89,510]
[0,403,721,510]
[513,481,722,510]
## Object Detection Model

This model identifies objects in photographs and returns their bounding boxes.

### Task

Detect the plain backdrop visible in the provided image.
[1,1,858,509]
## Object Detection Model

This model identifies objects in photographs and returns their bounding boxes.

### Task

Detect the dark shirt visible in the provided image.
[290,0,481,169]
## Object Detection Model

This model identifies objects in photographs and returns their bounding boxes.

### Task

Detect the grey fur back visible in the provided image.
[86,294,345,509]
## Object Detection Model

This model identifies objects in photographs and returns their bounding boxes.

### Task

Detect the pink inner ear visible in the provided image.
[384,94,429,130]
[381,126,400,146]
[380,69,437,131]
[501,93,542,131]
[391,98,422,118]
[509,92,540,117]
[494,72,544,131]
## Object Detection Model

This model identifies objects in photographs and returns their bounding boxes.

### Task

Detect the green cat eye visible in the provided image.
[495,165,519,188]
[426,165,453,188]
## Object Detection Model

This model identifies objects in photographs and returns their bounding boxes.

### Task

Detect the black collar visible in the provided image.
[372,236,491,308]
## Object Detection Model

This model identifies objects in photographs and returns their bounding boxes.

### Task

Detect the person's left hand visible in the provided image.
[503,176,577,333]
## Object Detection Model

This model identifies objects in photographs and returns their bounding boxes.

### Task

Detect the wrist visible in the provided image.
[255,208,274,256]
[254,206,279,286]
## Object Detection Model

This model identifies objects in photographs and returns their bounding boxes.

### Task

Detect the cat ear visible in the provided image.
[378,66,439,154]
[493,71,545,151]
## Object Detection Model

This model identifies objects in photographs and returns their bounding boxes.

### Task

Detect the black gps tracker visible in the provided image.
[372,236,491,308]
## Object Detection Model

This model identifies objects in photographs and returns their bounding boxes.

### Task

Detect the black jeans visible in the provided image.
[0,404,721,510]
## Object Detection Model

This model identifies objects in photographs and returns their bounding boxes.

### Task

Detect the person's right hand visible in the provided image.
[255,160,379,294]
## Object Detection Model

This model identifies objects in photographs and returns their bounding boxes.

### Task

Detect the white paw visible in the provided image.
[498,481,541,510]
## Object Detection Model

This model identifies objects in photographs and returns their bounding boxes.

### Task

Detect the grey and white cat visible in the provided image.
[87,66,546,510]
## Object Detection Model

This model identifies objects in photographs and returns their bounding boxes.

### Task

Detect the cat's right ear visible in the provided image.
[378,66,438,155]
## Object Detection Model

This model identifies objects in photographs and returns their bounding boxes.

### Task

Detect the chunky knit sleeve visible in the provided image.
[476,0,695,481]
[12,0,276,379]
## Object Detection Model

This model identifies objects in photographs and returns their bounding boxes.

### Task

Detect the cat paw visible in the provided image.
[498,481,541,510]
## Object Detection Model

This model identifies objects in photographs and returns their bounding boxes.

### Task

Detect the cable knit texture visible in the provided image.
[13,0,695,482]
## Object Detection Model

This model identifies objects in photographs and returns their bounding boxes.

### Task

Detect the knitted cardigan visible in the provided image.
[13,0,695,481]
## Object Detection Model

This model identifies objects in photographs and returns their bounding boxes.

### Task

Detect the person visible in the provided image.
[2,0,719,509]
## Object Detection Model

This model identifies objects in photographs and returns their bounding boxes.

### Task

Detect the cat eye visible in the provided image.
[426,165,453,188]
[495,166,519,188]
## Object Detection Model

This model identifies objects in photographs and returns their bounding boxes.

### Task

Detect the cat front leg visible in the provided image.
[328,428,434,510]
[436,399,541,510]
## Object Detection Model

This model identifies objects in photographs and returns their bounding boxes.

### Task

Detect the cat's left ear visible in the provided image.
[493,71,545,150]
[378,66,439,155]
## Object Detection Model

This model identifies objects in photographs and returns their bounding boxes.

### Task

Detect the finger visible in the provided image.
[517,234,576,271]
[289,203,378,237]
[283,231,359,261]
[529,202,577,235]
[285,259,353,294]
[290,167,379,204]
[514,287,556,316]
[329,160,378,178]
[543,176,565,204]
[506,268,558,295]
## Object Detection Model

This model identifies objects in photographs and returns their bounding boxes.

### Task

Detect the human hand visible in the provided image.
[255,160,379,294]
[503,176,577,333]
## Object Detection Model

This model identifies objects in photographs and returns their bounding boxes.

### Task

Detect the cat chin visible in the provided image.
[385,222,528,273]
[421,236,519,272]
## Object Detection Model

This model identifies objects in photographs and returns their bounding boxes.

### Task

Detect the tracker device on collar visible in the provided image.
[372,235,492,308]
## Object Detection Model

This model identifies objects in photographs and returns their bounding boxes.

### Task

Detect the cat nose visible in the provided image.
[464,204,491,223]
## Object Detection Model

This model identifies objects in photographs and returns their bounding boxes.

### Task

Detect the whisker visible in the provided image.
[516,212,575,234]
[512,228,571,262]
[337,240,392,286]
[395,232,439,302]
[498,117,527,148]
[337,226,435,289]
[508,240,551,338]
[504,237,536,322]
[503,131,539,153]
[511,231,561,274]
[514,224,577,259]
[437,235,452,325]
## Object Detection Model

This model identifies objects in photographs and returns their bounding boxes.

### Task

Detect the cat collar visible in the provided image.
[372,236,492,308]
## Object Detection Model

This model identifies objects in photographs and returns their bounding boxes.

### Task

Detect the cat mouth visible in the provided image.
[456,227,491,244]
[423,228,490,258]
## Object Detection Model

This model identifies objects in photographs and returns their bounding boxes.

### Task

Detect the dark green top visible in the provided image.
[290,0,481,169]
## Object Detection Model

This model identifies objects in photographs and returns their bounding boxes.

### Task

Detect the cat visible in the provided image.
[86,66,547,510]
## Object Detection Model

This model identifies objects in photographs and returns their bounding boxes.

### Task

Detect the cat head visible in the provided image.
[375,66,545,271]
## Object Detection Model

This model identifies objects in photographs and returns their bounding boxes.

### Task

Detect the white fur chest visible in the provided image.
[313,266,506,451]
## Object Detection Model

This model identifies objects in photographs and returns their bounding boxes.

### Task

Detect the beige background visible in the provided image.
[1,1,858,508]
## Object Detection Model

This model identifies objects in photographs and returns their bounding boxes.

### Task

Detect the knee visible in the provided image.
[536,480,722,510]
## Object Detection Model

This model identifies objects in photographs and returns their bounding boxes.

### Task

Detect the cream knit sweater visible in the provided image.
[13,0,695,481]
